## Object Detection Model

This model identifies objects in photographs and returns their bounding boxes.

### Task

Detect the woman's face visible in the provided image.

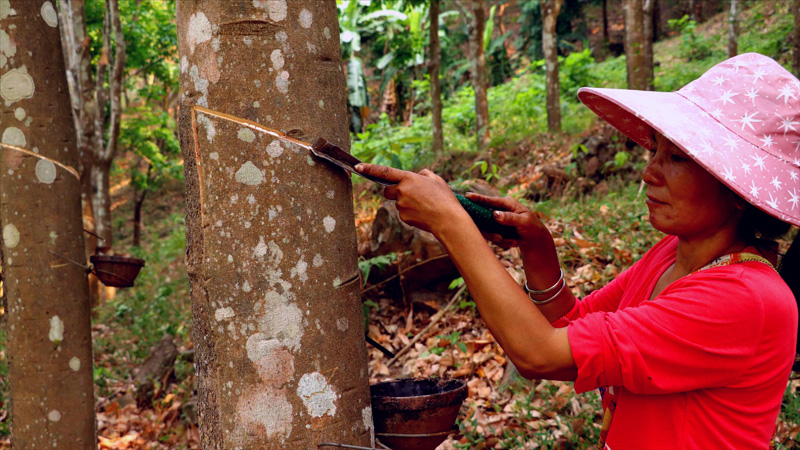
[642,133,742,238]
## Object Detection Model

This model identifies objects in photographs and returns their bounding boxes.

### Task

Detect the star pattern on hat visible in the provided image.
[778,84,797,105]
[735,111,761,131]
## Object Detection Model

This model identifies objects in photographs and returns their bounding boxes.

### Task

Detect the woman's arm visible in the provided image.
[356,163,577,380]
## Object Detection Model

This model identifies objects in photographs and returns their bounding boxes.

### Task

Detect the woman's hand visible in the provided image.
[465,193,550,250]
[355,163,471,235]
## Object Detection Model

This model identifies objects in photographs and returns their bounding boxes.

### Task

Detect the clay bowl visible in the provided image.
[370,378,468,450]
[90,255,145,288]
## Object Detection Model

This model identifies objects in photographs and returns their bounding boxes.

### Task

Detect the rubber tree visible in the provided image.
[58,0,126,253]
[623,0,647,91]
[456,0,490,154]
[728,0,740,58]
[176,1,373,448]
[643,0,655,90]
[541,0,562,133]
[0,1,95,448]
[794,0,800,77]
[429,0,443,155]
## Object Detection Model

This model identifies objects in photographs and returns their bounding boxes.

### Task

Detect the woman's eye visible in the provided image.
[671,154,688,162]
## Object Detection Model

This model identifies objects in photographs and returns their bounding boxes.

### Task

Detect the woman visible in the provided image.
[356,53,799,449]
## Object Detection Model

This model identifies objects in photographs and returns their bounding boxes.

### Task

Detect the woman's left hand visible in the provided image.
[355,163,470,235]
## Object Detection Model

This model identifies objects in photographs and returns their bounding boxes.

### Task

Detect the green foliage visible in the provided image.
[471,160,500,182]
[120,108,182,195]
[668,15,716,62]
[738,1,794,60]
[358,252,399,285]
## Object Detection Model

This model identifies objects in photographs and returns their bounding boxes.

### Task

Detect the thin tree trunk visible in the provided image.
[1,1,95,448]
[728,0,739,58]
[794,0,800,77]
[602,0,609,47]
[176,1,373,447]
[457,0,490,153]
[429,0,444,155]
[132,189,147,248]
[542,0,562,133]
[58,0,126,253]
[643,0,655,90]
[624,0,647,90]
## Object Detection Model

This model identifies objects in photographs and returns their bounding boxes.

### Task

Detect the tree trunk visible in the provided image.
[458,0,490,153]
[176,2,373,448]
[542,0,562,133]
[132,188,147,248]
[429,0,444,155]
[624,0,647,90]
[643,0,655,90]
[728,0,739,58]
[1,1,96,448]
[58,0,126,253]
[602,0,609,47]
[794,0,800,77]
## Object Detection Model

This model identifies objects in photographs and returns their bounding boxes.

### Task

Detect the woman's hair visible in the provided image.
[780,233,800,355]
[737,204,800,354]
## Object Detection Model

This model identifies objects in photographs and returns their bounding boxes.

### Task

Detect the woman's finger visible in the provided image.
[465,192,520,212]
[355,163,409,184]
[493,210,529,227]
[383,185,399,200]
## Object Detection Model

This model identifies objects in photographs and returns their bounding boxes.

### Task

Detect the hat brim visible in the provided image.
[578,87,800,227]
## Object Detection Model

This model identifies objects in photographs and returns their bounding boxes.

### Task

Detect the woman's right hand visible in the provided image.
[464,193,551,250]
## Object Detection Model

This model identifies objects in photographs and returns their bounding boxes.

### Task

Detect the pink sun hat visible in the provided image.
[578,52,800,227]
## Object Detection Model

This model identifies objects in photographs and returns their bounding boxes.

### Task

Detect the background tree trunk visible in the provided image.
[542,0,562,133]
[1,1,95,448]
[624,0,647,90]
[643,0,655,90]
[58,0,126,253]
[457,0,490,154]
[429,0,444,156]
[728,0,739,57]
[602,0,609,48]
[176,1,373,448]
[794,0,800,77]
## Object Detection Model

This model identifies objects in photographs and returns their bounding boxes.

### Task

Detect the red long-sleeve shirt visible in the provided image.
[555,235,796,449]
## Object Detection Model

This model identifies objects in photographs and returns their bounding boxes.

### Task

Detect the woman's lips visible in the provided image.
[646,196,667,206]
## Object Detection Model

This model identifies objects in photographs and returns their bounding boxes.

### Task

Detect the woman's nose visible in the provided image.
[642,155,662,186]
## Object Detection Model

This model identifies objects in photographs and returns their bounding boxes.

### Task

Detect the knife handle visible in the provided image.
[453,193,519,240]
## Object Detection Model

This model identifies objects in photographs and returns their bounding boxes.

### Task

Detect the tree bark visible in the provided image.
[541,0,562,133]
[643,0,655,90]
[624,0,647,90]
[1,1,95,448]
[794,0,800,77]
[728,0,739,58]
[176,1,373,448]
[457,0,490,153]
[429,0,444,155]
[602,0,609,47]
[58,0,126,253]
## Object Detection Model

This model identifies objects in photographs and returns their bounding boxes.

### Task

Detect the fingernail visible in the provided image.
[493,211,500,218]
[354,164,363,171]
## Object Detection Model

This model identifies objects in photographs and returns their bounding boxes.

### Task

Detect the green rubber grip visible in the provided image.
[454,193,519,239]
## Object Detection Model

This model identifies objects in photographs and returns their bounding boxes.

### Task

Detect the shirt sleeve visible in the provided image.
[567,265,765,394]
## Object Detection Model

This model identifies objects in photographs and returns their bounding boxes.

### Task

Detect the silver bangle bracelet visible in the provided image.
[524,268,563,295]
[528,278,566,305]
